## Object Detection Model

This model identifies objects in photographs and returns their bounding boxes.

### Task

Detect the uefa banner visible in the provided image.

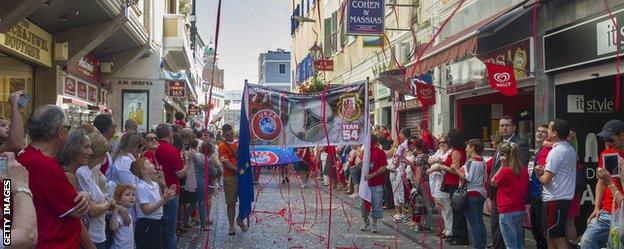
[245,81,369,148]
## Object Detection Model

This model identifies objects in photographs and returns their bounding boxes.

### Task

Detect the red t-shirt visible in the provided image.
[99,152,110,175]
[367,147,388,186]
[599,148,624,213]
[143,150,161,171]
[16,145,81,248]
[537,146,553,166]
[174,119,186,128]
[494,166,529,213]
[155,140,184,194]
[443,148,467,186]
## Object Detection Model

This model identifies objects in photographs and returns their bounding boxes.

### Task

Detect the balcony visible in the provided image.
[163,14,192,71]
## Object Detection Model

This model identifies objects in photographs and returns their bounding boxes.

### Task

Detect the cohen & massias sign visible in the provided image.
[544,8,624,72]
[346,0,384,36]
[0,19,52,67]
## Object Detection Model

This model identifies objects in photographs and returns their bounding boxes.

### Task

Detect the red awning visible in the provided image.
[405,0,528,75]
[62,97,89,107]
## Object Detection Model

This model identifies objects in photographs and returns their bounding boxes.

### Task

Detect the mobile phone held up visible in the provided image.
[603,153,619,177]
[19,93,31,109]
[0,156,7,175]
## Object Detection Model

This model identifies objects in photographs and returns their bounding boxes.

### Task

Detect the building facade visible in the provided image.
[258,49,291,91]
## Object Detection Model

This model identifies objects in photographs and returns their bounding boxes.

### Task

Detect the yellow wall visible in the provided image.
[163,18,178,37]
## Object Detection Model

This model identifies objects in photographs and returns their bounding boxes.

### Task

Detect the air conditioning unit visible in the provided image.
[54,42,69,61]
[101,62,113,73]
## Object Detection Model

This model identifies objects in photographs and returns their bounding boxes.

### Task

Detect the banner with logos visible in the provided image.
[244,81,370,148]
[249,148,300,167]
[485,62,518,96]
[346,0,385,36]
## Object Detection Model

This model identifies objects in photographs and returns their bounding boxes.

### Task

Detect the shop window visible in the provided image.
[0,55,33,120]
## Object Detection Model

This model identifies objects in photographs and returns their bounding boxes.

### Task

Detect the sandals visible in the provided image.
[227,229,236,236]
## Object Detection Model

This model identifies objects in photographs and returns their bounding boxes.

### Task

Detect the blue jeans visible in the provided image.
[465,195,486,249]
[94,242,106,249]
[580,210,611,249]
[499,210,526,249]
[162,196,179,249]
[361,185,384,219]
[184,187,207,227]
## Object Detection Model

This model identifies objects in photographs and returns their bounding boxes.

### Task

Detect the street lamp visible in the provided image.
[309,43,323,61]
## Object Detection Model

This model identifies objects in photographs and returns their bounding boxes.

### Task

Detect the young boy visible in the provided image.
[131,158,176,249]
[109,185,136,249]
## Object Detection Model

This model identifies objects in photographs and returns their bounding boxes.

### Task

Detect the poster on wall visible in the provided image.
[122,90,149,132]
[555,75,624,232]
[88,86,97,102]
[65,78,76,95]
[77,81,87,99]
[245,81,369,148]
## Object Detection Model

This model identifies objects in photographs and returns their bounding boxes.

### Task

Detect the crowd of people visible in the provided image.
[0,95,623,249]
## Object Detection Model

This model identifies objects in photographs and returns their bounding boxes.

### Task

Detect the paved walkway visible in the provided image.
[180,170,537,249]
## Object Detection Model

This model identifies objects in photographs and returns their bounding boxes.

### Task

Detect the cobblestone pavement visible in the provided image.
[181,170,537,249]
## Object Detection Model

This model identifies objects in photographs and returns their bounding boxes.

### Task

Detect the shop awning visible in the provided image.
[378,0,529,94]
[405,0,528,75]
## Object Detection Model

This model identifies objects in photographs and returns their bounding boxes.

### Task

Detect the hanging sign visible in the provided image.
[346,0,385,36]
[245,81,370,148]
[67,53,101,83]
[188,104,198,116]
[314,59,334,71]
[485,62,518,96]
[168,80,186,98]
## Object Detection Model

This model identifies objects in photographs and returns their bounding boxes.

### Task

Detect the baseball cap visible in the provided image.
[597,120,624,139]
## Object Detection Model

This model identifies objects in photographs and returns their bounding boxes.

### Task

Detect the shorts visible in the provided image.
[349,166,362,184]
[543,200,571,238]
[223,176,239,205]
[294,161,310,172]
[567,194,580,218]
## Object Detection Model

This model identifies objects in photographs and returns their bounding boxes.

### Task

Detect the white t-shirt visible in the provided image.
[76,166,107,243]
[110,213,134,249]
[542,141,577,201]
[136,179,163,219]
[110,154,137,186]
[429,149,451,199]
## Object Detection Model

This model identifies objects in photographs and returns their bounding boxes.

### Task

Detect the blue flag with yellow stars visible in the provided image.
[237,86,254,220]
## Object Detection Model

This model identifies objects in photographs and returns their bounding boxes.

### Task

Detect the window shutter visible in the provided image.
[331,11,338,52]
[323,18,332,58]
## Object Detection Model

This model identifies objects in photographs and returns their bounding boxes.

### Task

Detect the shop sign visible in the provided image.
[88,86,97,103]
[544,8,624,72]
[346,0,384,36]
[168,80,186,98]
[446,82,475,94]
[484,63,518,96]
[188,104,198,116]
[479,39,532,80]
[397,98,421,111]
[77,81,87,99]
[118,80,154,86]
[67,53,100,83]
[0,19,52,67]
[65,78,76,95]
[566,95,615,114]
[415,83,436,106]
[314,59,334,71]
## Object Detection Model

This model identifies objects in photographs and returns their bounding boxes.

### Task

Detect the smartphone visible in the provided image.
[0,157,6,175]
[603,153,619,176]
[18,93,31,109]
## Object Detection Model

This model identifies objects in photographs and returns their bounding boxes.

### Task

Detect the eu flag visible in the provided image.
[237,87,254,220]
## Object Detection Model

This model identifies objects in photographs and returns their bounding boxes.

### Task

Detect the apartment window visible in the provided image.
[279,64,287,75]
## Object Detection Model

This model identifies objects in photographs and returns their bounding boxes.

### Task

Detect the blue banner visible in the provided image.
[347,0,385,36]
[250,147,301,167]
[237,87,254,220]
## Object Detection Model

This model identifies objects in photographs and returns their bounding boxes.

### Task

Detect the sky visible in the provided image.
[197,0,292,90]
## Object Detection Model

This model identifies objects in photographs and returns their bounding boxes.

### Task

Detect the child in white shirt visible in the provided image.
[130,158,176,249]
[109,185,136,249]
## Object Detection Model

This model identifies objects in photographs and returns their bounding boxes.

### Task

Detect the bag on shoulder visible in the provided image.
[451,161,470,211]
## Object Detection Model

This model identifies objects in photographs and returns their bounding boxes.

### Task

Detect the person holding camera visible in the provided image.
[0,91,26,154]
[579,120,624,249]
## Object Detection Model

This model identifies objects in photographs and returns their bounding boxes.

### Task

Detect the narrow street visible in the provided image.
[181,170,537,249]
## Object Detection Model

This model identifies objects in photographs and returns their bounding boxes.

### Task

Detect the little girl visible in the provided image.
[109,185,136,249]
[131,158,176,249]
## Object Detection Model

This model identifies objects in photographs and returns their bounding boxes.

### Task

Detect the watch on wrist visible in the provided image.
[14,187,33,198]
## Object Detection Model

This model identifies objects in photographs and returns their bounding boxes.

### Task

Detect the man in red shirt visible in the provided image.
[154,123,186,249]
[16,105,93,249]
[579,120,624,249]
[360,136,387,233]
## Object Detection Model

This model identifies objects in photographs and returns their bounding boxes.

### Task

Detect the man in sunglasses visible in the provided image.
[579,119,624,249]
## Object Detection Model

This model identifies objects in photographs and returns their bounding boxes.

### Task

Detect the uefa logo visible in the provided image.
[250,151,279,166]
[251,109,282,141]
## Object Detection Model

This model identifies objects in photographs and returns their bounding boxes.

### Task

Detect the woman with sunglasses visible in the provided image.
[426,135,452,238]
[143,132,165,190]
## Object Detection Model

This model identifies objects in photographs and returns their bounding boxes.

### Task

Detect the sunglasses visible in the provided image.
[605,138,615,143]
[146,137,157,141]
[439,141,447,144]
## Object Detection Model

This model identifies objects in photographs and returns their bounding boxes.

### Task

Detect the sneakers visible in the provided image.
[371,222,378,233]
[360,219,370,231]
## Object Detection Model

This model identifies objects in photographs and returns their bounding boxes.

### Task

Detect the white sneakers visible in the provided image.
[360,219,370,231]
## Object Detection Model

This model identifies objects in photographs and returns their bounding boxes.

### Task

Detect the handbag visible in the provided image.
[451,161,471,211]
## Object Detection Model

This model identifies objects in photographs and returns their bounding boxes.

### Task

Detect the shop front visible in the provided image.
[544,5,624,229]
[111,79,165,132]
[0,19,52,118]
[396,98,427,136]
[163,70,190,123]
[60,53,105,127]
